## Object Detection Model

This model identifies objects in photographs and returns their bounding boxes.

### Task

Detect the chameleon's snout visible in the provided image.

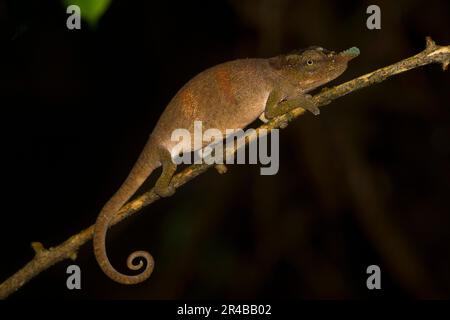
[339,47,360,61]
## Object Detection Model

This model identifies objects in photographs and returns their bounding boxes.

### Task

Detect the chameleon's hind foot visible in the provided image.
[155,149,177,197]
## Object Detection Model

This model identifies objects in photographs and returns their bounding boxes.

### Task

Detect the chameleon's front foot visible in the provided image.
[155,184,175,197]
[300,94,320,116]
[264,93,320,126]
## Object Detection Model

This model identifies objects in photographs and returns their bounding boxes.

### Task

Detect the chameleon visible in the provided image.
[93,46,360,284]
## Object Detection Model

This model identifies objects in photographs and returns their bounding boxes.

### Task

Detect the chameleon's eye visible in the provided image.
[307,60,314,66]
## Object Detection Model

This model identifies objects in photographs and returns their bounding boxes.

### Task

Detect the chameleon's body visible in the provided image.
[93,46,360,284]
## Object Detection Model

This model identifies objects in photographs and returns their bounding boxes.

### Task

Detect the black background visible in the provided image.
[0,0,449,299]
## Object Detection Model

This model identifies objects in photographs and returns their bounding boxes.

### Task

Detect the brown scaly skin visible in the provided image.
[93,46,360,284]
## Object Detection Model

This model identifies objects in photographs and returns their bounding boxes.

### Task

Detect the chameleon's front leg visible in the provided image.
[154,148,177,197]
[264,89,320,124]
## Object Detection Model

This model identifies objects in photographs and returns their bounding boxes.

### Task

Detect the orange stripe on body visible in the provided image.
[214,66,237,105]
[179,88,198,120]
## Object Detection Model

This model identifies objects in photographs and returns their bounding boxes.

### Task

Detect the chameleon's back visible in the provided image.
[151,58,275,153]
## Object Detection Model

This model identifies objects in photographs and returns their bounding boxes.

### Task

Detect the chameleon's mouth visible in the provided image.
[339,47,360,61]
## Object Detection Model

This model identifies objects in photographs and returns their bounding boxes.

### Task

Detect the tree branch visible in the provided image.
[0,37,448,299]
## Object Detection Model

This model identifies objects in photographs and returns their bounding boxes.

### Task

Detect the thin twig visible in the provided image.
[0,37,448,299]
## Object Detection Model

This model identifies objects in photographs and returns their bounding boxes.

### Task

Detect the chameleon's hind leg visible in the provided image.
[154,148,177,197]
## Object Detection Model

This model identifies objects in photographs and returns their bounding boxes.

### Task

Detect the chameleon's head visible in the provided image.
[269,46,360,91]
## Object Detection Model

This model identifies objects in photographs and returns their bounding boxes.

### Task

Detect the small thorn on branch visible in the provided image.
[426,36,436,49]
[31,242,46,256]
[69,252,78,261]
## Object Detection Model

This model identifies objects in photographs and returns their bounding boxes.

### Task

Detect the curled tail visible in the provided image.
[93,139,160,284]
